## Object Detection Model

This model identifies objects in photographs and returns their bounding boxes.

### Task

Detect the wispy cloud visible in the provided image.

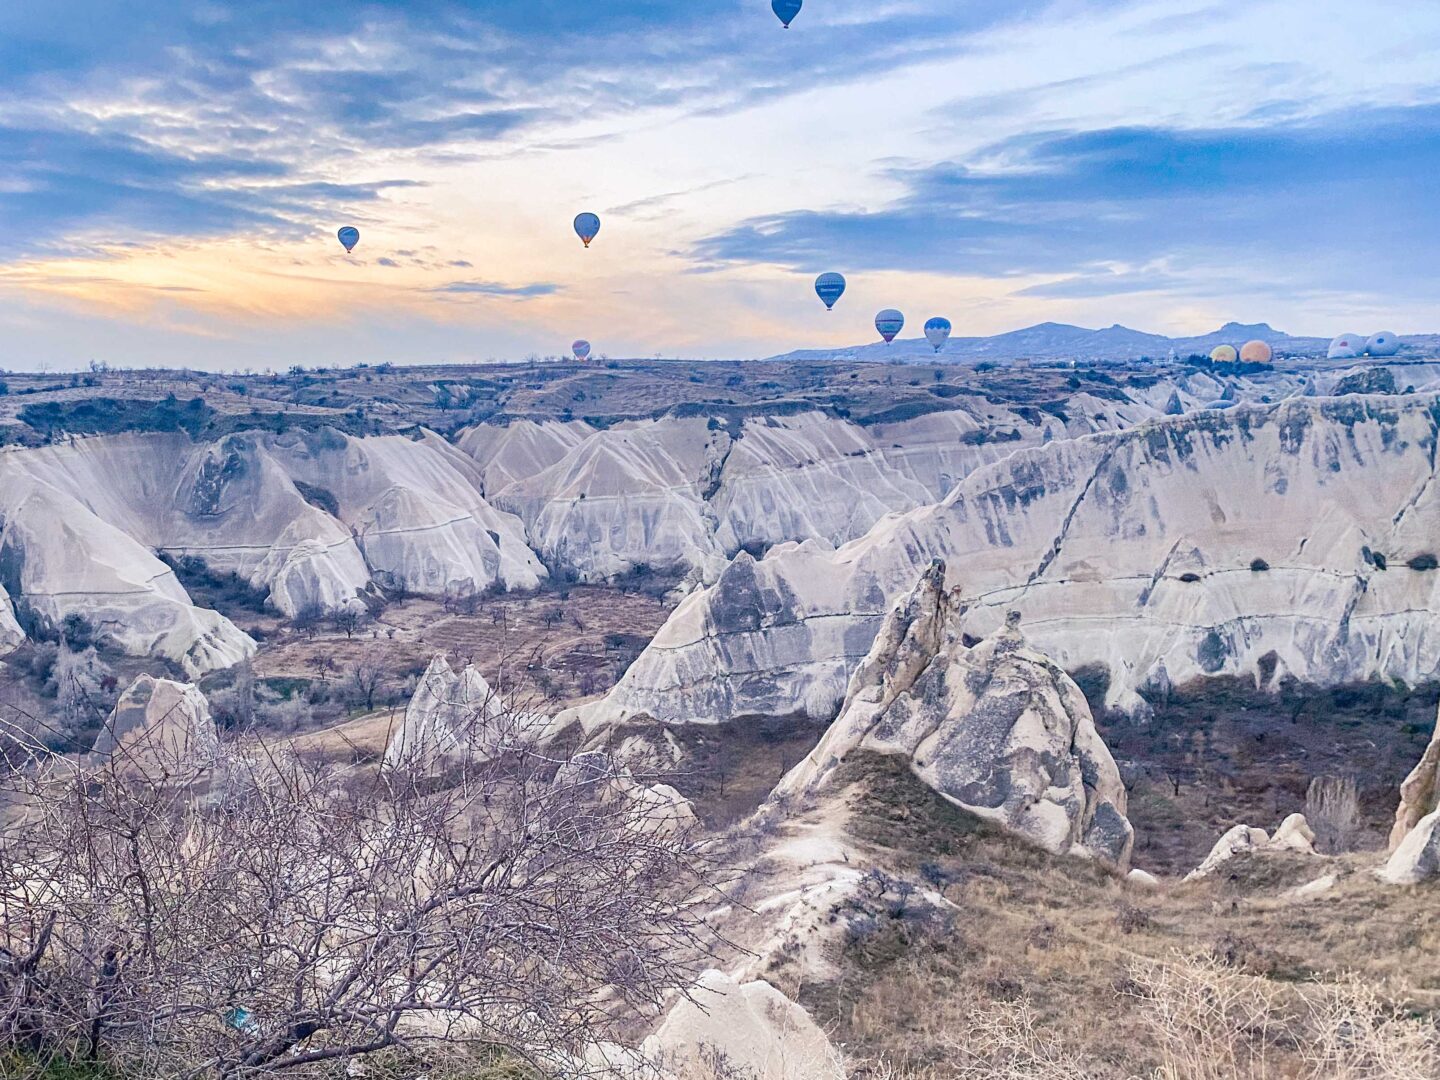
[694,104,1440,300]
[427,279,560,299]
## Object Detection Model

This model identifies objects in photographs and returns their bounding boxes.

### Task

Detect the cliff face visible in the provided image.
[580,395,1440,727]
[468,399,1156,583]
[0,427,541,674]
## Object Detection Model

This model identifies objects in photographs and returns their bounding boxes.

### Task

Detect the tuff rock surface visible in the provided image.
[383,655,512,771]
[0,428,541,673]
[1380,808,1440,884]
[88,675,220,777]
[642,969,844,1080]
[1390,706,1440,850]
[775,561,1134,869]
[581,395,1440,727]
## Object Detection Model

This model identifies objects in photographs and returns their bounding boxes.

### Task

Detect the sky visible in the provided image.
[0,0,1437,370]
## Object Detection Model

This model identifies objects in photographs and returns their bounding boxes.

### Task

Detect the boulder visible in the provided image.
[1184,825,1269,881]
[1184,816,1318,881]
[776,561,1134,870]
[88,675,220,777]
[643,969,844,1080]
[1390,708,1440,850]
[1269,813,1317,854]
[1379,808,1440,885]
[1127,868,1161,888]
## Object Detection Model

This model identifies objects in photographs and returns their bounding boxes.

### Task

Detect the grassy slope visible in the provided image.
[794,752,1440,1077]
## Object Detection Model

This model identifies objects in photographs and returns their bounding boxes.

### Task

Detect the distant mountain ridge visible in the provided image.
[766,321,1427,365]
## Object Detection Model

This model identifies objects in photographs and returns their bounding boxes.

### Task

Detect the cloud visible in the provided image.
[0,0,1070,258]
[693,104,1440,299]
[427,279,560,299]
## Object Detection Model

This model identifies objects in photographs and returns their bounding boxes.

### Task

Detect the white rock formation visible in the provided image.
[1390,707,1440,850]
[383,655,512,772]
[553,750,697,837]
[1184,815,1318,881]
[0,478,255,676]
[774,562,1133,869]
[491,417,730,581]
[1380,808,1440,885]
[642,969,845,1080]
[1270,813,1318,854]
[88,675,220,777]
[1127,868,1161,888]
[455,417,597,493]
[580,395,1440,727]
[1184,825,1270,881]
[0,581,23,654]
[0,427,541,670]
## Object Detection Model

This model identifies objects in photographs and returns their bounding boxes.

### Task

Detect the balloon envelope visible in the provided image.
[875,309,905,343]
[772,0,802,27]
[1209,344,1238,364]
[574,213,601,247]
[572,339,592,362]
[1366,332,1400,357]
[924,316,952,353]
[814,272,846,310]
[1328,333,1364,360]
[337,226,359,253]
[1239,340,1273,364]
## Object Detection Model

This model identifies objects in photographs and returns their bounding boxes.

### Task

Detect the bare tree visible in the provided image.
[0,711,720,1078]
[345,660,386,712]
[329,607,366,640]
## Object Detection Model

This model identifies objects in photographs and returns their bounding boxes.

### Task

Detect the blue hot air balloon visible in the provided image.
[772,0,802,28]
[814,272,846,311]
[574,213,601,248]
[337,226,359,254]
[924,317,952,353]
[875,309,905,343]
[572,339,592,362]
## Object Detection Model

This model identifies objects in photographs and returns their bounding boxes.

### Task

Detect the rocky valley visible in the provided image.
[4,351,1440,1078]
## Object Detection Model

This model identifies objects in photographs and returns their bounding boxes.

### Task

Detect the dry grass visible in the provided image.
[809,754,1440,1079]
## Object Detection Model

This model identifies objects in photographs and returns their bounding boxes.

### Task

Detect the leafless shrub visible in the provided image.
[1126,954,1286,1079]
[1307,775,1361,854]
[1127,953,1440,1080]
[0,706,722,1077]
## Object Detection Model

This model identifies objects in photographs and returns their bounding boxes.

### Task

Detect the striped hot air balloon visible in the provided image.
[572,339,592,362]
[814,272,846,310]
[875,309,904,343]
[924,317,952,353]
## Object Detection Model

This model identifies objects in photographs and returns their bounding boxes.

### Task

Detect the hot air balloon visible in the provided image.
[574,213,601,248]
[337,226,359,254]
[1328,333,1364,360]
[814,272,846,311]
[1209,344,1238,364]
[924,317,952,353]
[772,0,802,28]
[572,339,592,362]
[875,309,904,343]
[1239,340,1273,364]
[1366,332,1400,357]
